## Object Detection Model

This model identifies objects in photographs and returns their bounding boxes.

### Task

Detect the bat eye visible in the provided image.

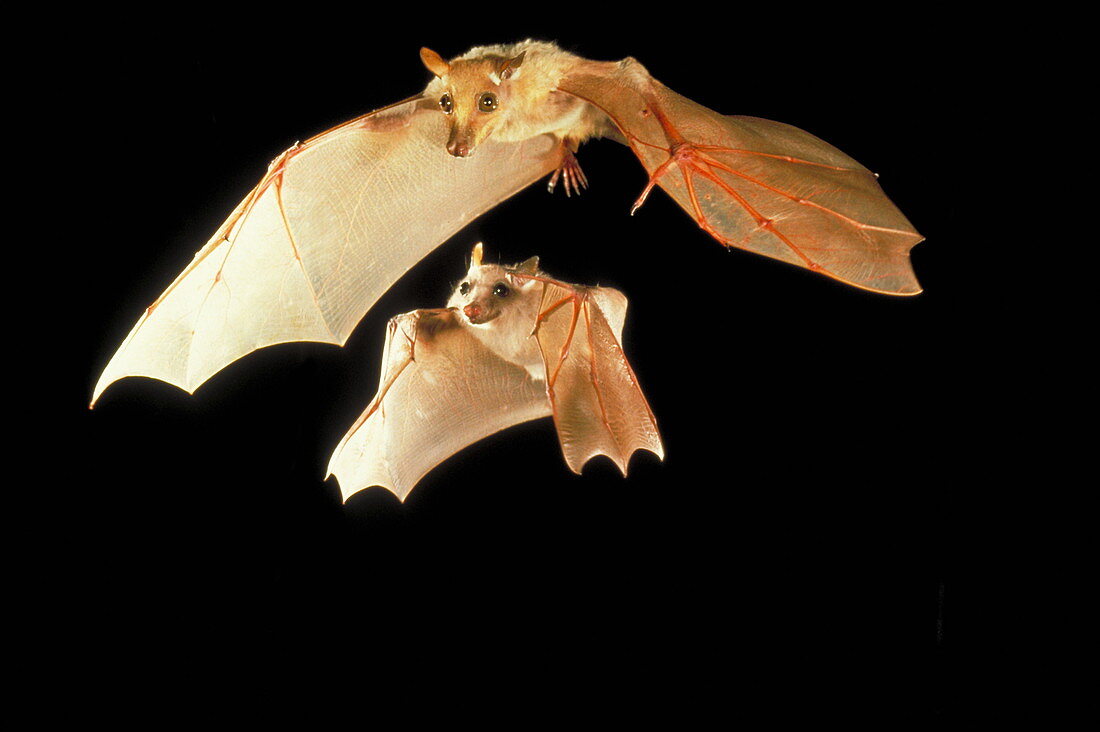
[459,281,470,295]
[478,92,498,113]
[492,282,509,298]
[439,93,454,115]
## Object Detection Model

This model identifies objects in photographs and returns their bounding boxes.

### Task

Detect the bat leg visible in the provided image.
[546,144,589,198]
[628,108,826,273]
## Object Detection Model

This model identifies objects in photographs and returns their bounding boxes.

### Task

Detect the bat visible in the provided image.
[90,39,922,409]
[327,243,663,502]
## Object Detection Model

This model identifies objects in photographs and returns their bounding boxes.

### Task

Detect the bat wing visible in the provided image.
[91,98,560,406]
[558,61,924,295]
[327,308,551,503]
[532,280,664,475]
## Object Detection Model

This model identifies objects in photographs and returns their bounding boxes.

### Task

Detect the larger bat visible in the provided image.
[91,39,922,406]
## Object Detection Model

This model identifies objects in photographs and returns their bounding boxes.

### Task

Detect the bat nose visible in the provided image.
[447,140,470,158]
[463,303,482,321]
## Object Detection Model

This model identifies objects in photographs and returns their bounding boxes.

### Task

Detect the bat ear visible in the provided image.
[470,242,484,267]
[508,256,539,289]
[420,47,451,78]
[498,50,526,81]
[513,256,539,274]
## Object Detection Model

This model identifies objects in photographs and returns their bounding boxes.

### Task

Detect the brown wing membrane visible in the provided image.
[558,61,924,295]
[327,309,551,502]
[532,281,664,475]
[91,99,560,406]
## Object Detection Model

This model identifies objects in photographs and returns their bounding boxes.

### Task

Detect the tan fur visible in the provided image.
[421,40,611,157]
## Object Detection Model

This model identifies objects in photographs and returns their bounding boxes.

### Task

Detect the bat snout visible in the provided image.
[463,302,496,325]
[447,140,471,158]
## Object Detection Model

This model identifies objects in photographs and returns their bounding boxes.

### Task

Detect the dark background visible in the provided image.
[62,11,980,721]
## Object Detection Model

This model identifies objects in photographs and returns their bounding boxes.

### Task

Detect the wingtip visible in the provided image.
[324,466,354,505]
[570,444,665,478]
[887,278,924,297]
[89,373,121,408]
[327,468,412,506]
[89,374,113,410]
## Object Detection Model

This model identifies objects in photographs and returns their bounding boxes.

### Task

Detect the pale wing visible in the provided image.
[327,309,551,503]
[559,61,924,295]
[535,282,664,475]
[92,99,560,405]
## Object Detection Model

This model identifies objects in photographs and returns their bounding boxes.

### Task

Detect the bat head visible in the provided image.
[448,243,541,327]
[420,46,527,158]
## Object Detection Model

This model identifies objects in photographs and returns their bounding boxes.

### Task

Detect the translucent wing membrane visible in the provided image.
[534,283,664,475]
[327,310,551,502]
[92,100,559,405]
[559,60,923,295]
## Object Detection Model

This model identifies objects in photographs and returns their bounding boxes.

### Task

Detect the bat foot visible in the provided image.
[547,151,589,197]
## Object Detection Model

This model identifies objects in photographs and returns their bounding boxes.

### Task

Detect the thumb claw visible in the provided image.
[630,180,658,216]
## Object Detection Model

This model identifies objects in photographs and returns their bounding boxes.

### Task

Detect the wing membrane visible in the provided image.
[559,61,923,294]
[327,309,550,502]
[534,282,664,475]
[92,99,559,405]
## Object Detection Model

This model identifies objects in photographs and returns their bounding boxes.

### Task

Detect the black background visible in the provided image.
[62,10,981,721]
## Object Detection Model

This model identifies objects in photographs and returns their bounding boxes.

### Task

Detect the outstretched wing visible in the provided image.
[558,60,924,295]
[532,280,664,475]
[327,309,551,503]
[91,98,560,406]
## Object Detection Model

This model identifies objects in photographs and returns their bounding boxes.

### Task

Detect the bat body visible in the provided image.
[418,43,611,171]
[327,244,663,501]
[91,39,922,409]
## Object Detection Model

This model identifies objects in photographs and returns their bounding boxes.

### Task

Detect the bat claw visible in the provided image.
[630,181,657,215]
[630,142,704,215]
[548,150,589,197]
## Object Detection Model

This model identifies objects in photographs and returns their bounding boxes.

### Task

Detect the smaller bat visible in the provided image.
[327,243,663,502]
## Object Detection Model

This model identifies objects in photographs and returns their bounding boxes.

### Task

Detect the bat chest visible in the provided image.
[470,320,546,382]
[497,93,602,144]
